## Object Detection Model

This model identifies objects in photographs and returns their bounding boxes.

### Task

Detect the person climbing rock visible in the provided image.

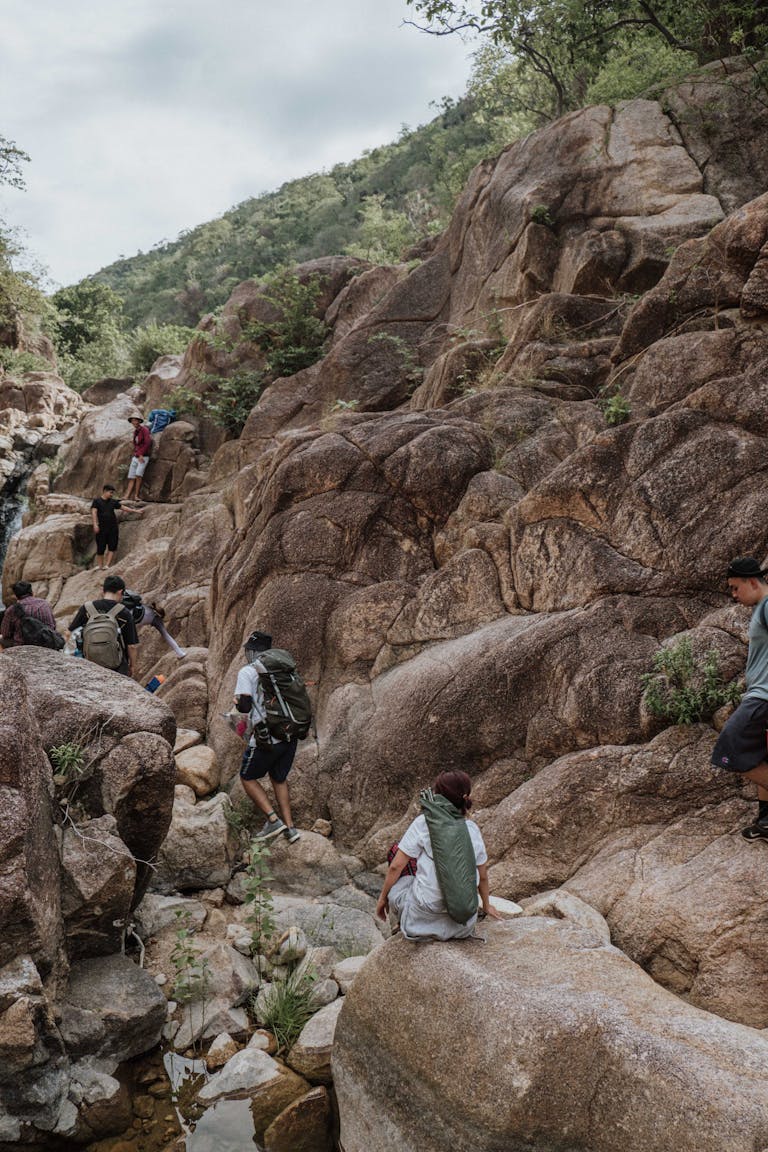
[234,629,302,845]
[712,556,768,842]
[68,574,138,678]
[0,581,58,650]
[91,483,145,570]
[376,770,501,941]
[124,415,152,503]
[122,590,186,658]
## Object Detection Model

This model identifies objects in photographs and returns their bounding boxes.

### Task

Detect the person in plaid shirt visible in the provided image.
[0,581,57,649]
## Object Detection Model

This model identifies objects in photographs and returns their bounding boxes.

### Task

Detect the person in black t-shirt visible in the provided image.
[69,574,139,677]
[91,484,144,569]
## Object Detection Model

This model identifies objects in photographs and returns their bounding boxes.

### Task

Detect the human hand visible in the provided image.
[483,905,503,921]
[376,894,389,921]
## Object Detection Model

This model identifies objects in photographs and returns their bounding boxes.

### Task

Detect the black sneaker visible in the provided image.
[741,817,768,842]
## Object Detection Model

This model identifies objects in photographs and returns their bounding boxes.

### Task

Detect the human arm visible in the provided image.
[68,606,86,634]
[127,643,137,678]
[477,863,502,920]
[376,849,412,921]
[91,506,99,533]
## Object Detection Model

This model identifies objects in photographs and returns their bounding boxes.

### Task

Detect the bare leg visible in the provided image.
[743,763,768,791]
[147,614,186,657]
[104,549,114,569]
[123,478,135,500]
[240,776,275,819]
[272,779,293,829]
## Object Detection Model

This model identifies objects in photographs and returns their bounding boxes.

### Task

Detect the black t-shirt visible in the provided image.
[69,599,139,652]
[91,497,121,531]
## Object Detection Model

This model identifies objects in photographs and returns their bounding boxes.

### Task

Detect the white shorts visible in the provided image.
[128,456,148,478]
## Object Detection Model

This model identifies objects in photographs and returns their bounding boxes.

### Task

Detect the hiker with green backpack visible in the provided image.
[376,770,501,941]
[68,574,139,677]
[233,629,313,846]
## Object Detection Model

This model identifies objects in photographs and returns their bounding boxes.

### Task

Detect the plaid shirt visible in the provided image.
[0,596,57,647]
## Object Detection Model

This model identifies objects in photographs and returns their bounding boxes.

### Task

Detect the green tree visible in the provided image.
[51,281,130,391]
[0,135,53,359]
[405,0,768,118]
[52,281,125,357]
[128,321,197,374]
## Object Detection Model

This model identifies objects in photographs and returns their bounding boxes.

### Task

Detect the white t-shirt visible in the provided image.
[398,814,487,914]
[235,661,276,746]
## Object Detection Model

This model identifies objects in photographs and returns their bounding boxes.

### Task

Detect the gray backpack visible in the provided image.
[82,602,124,669]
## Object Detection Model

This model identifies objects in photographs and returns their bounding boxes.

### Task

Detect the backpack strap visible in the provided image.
[106,604,124,621]
[85,601,98,620]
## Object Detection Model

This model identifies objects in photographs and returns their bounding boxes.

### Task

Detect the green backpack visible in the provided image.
[420,788,479,925]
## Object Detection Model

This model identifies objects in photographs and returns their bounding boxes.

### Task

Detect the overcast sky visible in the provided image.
[0,0,474,288]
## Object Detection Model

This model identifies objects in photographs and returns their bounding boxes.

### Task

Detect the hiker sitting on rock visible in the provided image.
[376,770,501,941]
[68,574,138,678]
[0,581,58,650]
[234,629,304,846]
[712,556,768,842]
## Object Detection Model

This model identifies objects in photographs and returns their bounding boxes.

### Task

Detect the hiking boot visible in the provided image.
[283,826,301,844]
[256,816,286,841]
[741,817,768,842]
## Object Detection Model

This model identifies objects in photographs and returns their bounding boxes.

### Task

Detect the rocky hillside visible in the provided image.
[3,56,768,1148]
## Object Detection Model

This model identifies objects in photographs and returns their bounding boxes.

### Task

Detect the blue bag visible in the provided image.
[147,409,177,434]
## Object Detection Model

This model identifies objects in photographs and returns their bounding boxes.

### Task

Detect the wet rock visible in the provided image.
[263,1085,333,1152]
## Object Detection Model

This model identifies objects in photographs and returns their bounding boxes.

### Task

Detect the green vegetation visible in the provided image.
[49,741,86,785]
[406,0,767,118]
[600,390,632,426]
[89,88,529,329]
[128,321,197,374]
[642,637,742,725]
[252,961,317,1053]
[170,909,211,1005]
[242,838,277,972]
[190,268,329,433]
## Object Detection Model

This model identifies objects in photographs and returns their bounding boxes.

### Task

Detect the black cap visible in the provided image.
[244,629,272,652]
[727,556,766,578]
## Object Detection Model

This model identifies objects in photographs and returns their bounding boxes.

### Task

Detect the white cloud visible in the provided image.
[0,0,473,285]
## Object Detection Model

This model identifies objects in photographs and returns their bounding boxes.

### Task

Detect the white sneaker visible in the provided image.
[283,826,301,844]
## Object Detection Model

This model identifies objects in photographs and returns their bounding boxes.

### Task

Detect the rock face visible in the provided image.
[334,916,768,1152]
[4,62,768,1149]
[0,653,176,1147]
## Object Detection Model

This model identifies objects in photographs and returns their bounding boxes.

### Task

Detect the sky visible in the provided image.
[0,0,474,288]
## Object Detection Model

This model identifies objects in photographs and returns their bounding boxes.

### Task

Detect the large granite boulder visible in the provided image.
[0,663,64,983]
[334,916,768,1152]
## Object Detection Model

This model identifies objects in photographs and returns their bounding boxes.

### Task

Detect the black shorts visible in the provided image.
[711,697,768,773]
[240,740,297,783]
[95,528,119,555]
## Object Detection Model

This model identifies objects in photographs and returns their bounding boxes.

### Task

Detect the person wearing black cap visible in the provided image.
[712,556,768,841]
[234,629,301,844]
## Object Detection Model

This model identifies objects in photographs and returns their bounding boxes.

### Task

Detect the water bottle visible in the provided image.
[145,673,166,693]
